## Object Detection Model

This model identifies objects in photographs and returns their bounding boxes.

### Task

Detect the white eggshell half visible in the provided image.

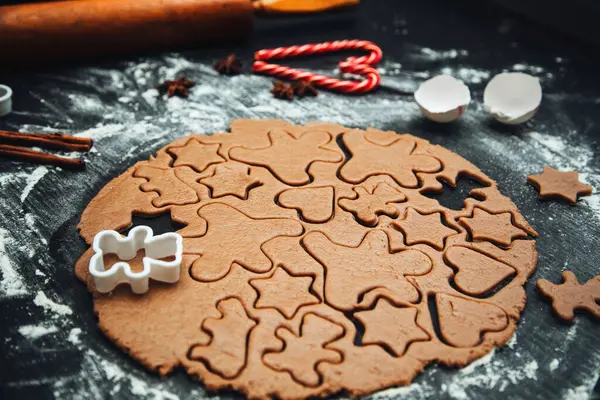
[484,72,542,125]
[414,75,471,123]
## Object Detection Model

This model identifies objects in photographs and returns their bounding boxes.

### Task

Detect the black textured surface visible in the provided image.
[1,1,599,399]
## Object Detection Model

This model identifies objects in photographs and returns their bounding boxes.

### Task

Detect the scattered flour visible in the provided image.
[18,324,59,339]
[441,67,491,84]
[20,166,49,202]
[420,48,469,60]
[0,228,27,296]
[33,291,73,316]
[563,383,594,400]
[53,349,184,400]
[67,328,82,345]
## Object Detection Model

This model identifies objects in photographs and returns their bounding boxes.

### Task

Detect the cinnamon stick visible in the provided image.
[0,144,85,169]
[0,130,93,152]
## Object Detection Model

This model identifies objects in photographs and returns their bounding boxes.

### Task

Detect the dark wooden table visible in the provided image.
[1,1,599,399]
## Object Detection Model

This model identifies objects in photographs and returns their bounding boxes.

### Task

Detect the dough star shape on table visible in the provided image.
[75,120,538,399]
[459,208,527,247]
[355,298,429,356]
[168,139,226,172]
[250,267,319,318]
[392,208,458,250]
[527,166,593,204]
[200,163,262,199]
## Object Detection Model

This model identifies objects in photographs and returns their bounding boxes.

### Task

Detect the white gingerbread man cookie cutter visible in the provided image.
[89,226,183,294]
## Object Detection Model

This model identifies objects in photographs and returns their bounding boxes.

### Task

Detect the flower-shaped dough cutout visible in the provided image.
[528,166,593,204]
[89,226,183,294]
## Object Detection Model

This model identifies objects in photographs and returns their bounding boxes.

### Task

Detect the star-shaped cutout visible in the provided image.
[156,77,195,97]
[187,203,303,282]
[230,129,342,185]
[528,166,593,204]
[250,268,319,318]
[200,163,262,199]
[339,182,406,226]
[355,298,429,356]
[339,130,441,187]
[459,208,527,247]
[392,208,457,250]
[167,139,225,173]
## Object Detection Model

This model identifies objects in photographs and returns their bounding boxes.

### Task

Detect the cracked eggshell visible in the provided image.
[414,74,471,123]
[484,72,542,125]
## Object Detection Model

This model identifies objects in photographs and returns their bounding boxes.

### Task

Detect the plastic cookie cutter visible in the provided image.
[0,84,12,117]
[89,226,183,294]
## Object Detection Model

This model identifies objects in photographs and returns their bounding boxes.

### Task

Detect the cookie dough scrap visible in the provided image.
[537,271,600,321]
[75,119,538,400]
[528,166,593,204]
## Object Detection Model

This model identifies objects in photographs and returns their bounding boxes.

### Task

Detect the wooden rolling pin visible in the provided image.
[0,0,254,65]
[0,0,358,67]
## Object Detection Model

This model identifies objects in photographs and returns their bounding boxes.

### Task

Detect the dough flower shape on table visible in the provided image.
[89,226,183,294]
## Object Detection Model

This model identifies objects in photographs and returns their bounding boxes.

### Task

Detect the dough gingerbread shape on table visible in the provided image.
[537,271,600,321]
[75,120,539,399]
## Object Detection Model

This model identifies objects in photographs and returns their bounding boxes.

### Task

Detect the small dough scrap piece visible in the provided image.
[188,298,257,379]
[537,271,600,321]
[278,186,334,223]
[263,313,344,387]
[187,203,303,282]
[339,183,406,226]
[339,129,441,187]
[527,166,593,204]
[200,163,262,199]
[230,129,342,185]
[445,246,516,296]
[168,139,226,172]
[393,208,458,250]
[303,230,432,310]
[250,268,319,319]
[355,298,429,356]
[459,208,527,247]
[134,166,199,207]
[436,294,508,348]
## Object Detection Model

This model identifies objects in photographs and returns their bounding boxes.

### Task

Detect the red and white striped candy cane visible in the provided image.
[252,40,382,94]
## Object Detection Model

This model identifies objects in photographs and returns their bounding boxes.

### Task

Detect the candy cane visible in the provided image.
[252,40,382,94]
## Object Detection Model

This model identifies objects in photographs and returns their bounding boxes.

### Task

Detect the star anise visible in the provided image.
[292,80,318,97]
[270,80,295,100]
[156,77,195,98]
[214,54,242,75]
